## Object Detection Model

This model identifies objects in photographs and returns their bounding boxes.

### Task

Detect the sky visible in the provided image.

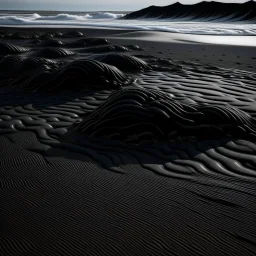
[0,0,251,11]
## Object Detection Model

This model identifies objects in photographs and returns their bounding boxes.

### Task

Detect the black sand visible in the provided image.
[0,27,256,256]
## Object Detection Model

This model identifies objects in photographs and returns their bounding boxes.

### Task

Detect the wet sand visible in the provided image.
[0,27,256,256]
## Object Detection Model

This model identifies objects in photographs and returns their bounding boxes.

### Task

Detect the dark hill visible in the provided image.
[123,1,256,22]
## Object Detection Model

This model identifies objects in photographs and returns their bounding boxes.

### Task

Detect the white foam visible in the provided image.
[35,13,125,21]
[91,13,125,19]
[0,12,125,25]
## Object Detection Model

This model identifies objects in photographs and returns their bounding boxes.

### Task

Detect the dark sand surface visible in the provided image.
[1,27,256,256]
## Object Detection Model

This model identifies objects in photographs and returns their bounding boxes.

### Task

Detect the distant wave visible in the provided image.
[36,13,125,20]
[0,12,125,25]
[124,0,256,23]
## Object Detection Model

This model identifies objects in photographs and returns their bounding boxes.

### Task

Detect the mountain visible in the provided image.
[123,1,256,22]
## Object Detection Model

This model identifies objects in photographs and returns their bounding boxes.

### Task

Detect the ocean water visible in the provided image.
[0,11,256,35]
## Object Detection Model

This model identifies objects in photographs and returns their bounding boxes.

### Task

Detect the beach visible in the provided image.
[0,24,256,256]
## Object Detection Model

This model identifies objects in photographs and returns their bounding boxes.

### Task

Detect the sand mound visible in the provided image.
[0,42,30,55]
[82,38,109,46]
[96,54,150,72]
[30,33,41,39]
[67,38,109,48]
[83,45,129,53]
[31,39,42,44]
[10,59,132,92]
[39,33,55,39]
[46,59,132,90]
[76,87,256,144]
[41,39,64,47]
[63,31,84,38]
[124,45,143,51]
[9,32,31,39]
[55,32,63,37]
[14,57,57,74]
[39,33,54,39]
[34,47,75,59]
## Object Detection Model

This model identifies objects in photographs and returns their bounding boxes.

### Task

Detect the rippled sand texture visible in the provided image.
[1,30,256,256]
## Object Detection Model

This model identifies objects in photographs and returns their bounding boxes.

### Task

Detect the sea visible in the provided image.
[0,10,256,36]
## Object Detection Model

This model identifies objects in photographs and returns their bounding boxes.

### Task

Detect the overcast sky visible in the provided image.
[0,0,250,11]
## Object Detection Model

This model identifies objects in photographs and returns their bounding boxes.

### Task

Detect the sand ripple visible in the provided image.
[0,41,30,55]
[97,54,150,71]
[76,87,256,143]
[0,35,256,181]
